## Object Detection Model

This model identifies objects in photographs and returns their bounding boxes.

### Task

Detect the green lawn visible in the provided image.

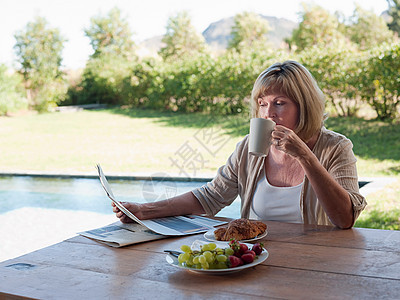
[0,108,246,175]
[1,107,399,229]
[355,180,400,230]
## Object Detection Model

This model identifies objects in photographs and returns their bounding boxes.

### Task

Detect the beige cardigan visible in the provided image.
[192,127,367,226]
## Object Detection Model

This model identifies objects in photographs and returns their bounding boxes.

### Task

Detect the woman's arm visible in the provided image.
[297,149,354,229]
[112,191,206,223]
[273,125,354,229]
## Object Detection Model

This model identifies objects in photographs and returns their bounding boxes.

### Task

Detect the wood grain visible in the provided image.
[1,221,399,300]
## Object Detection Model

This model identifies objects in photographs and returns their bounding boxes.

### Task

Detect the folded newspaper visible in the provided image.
[78,222,167,247]
[79,164,227,247]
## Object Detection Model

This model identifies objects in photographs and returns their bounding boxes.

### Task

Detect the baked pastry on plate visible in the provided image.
[214,218,267,241]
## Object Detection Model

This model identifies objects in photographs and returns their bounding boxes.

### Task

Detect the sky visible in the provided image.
[1,0,389,70]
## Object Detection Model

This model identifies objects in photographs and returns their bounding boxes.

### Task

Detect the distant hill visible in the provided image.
[203,15,297,50]
[138,15,297,56]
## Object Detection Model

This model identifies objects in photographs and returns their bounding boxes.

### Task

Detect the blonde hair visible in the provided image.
[250,60,326,142]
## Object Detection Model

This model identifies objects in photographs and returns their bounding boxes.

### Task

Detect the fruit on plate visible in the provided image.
[252,243,264,255]
[175,241,265,270]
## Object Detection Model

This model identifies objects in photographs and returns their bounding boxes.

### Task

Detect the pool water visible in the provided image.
[0,176,241,219]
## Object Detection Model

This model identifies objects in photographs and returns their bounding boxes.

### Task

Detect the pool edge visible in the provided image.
[0,171,214,182]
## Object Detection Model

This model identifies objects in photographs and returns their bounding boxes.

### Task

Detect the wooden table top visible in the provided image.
[1,221,399,299]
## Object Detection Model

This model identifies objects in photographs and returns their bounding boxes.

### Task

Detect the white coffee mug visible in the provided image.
[249,118,276,157]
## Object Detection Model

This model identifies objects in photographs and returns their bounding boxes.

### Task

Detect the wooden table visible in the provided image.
[1,221,399,299]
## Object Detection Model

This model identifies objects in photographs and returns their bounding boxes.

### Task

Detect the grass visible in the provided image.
[324,117,400,176]
[0,108,247,175]
[354,179,400,230]
[1,107,399,230]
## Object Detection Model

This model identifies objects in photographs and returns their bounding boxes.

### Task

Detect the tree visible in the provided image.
[159,11,207,60]
[387,0,400,35]
[347,5,394,50]
[358,43,400,120]
[287,4,348,51]
[299,46,363,117]
[84,7,135,58]
[14,16,66,111]
[76,52,135,105]
[0,65,27,116]
[228,12,270,52]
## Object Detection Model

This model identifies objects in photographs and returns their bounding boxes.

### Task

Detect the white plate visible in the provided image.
[203,228,268,243]
[165,247,269,275]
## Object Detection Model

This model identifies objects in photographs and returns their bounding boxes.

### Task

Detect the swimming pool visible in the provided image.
[0,175,241,219]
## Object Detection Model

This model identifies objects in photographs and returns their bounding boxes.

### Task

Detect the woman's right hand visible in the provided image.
[111,201,142,223]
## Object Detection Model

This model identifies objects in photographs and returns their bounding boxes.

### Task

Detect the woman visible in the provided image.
[113,60,366,229]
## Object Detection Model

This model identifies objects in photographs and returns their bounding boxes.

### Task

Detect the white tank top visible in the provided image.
[250,169,303,223]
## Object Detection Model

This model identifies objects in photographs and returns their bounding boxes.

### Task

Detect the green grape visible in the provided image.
[203,251,214,263]
[180,245,191,253]
[224,247,234,256]
[208,243,217,250]
[208,262,218,269]
[192,256,200,264]
[217,261,228,269]
[186,255,194,267]
[215,247,224,255]
[216,254,227,262]
[199,255,207,264]
[178,252,191,264]
[177,243,235,270]
[182,252,191,261]
[201,261,209,269]
[178,253,186,264]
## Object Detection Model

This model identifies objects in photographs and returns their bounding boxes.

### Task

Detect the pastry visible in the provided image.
[214,218,267,241]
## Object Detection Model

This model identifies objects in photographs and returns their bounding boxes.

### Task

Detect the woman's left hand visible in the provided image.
[271,125,310,159]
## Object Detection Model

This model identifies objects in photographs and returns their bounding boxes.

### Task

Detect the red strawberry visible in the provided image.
[241,253,255,264]
[239,243,248,253]
[234,243,248,257]
[244,250,256,257]
[229,255,244,268]
[251,243,264,255]
[229,239,240,251]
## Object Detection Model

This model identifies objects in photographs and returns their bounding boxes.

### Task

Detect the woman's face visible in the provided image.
[257,94,299,130]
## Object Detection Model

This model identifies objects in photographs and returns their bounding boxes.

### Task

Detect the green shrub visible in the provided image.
[358,43,400,120]
[75,53,136,105]
[33,79,68,112]
[298,45,363,117]
[158,54,216,112]
[144,48,287,114]
[62,42,400,120]
[120,57,161,107]
[0,65,27,115]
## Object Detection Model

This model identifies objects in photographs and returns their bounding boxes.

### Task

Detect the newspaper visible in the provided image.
[95,164,227,236]
[78,222,167,247]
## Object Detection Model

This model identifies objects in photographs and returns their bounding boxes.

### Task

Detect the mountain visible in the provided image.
[203,15,297,50]
[138,15,297,56]
[137,35,164,57]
